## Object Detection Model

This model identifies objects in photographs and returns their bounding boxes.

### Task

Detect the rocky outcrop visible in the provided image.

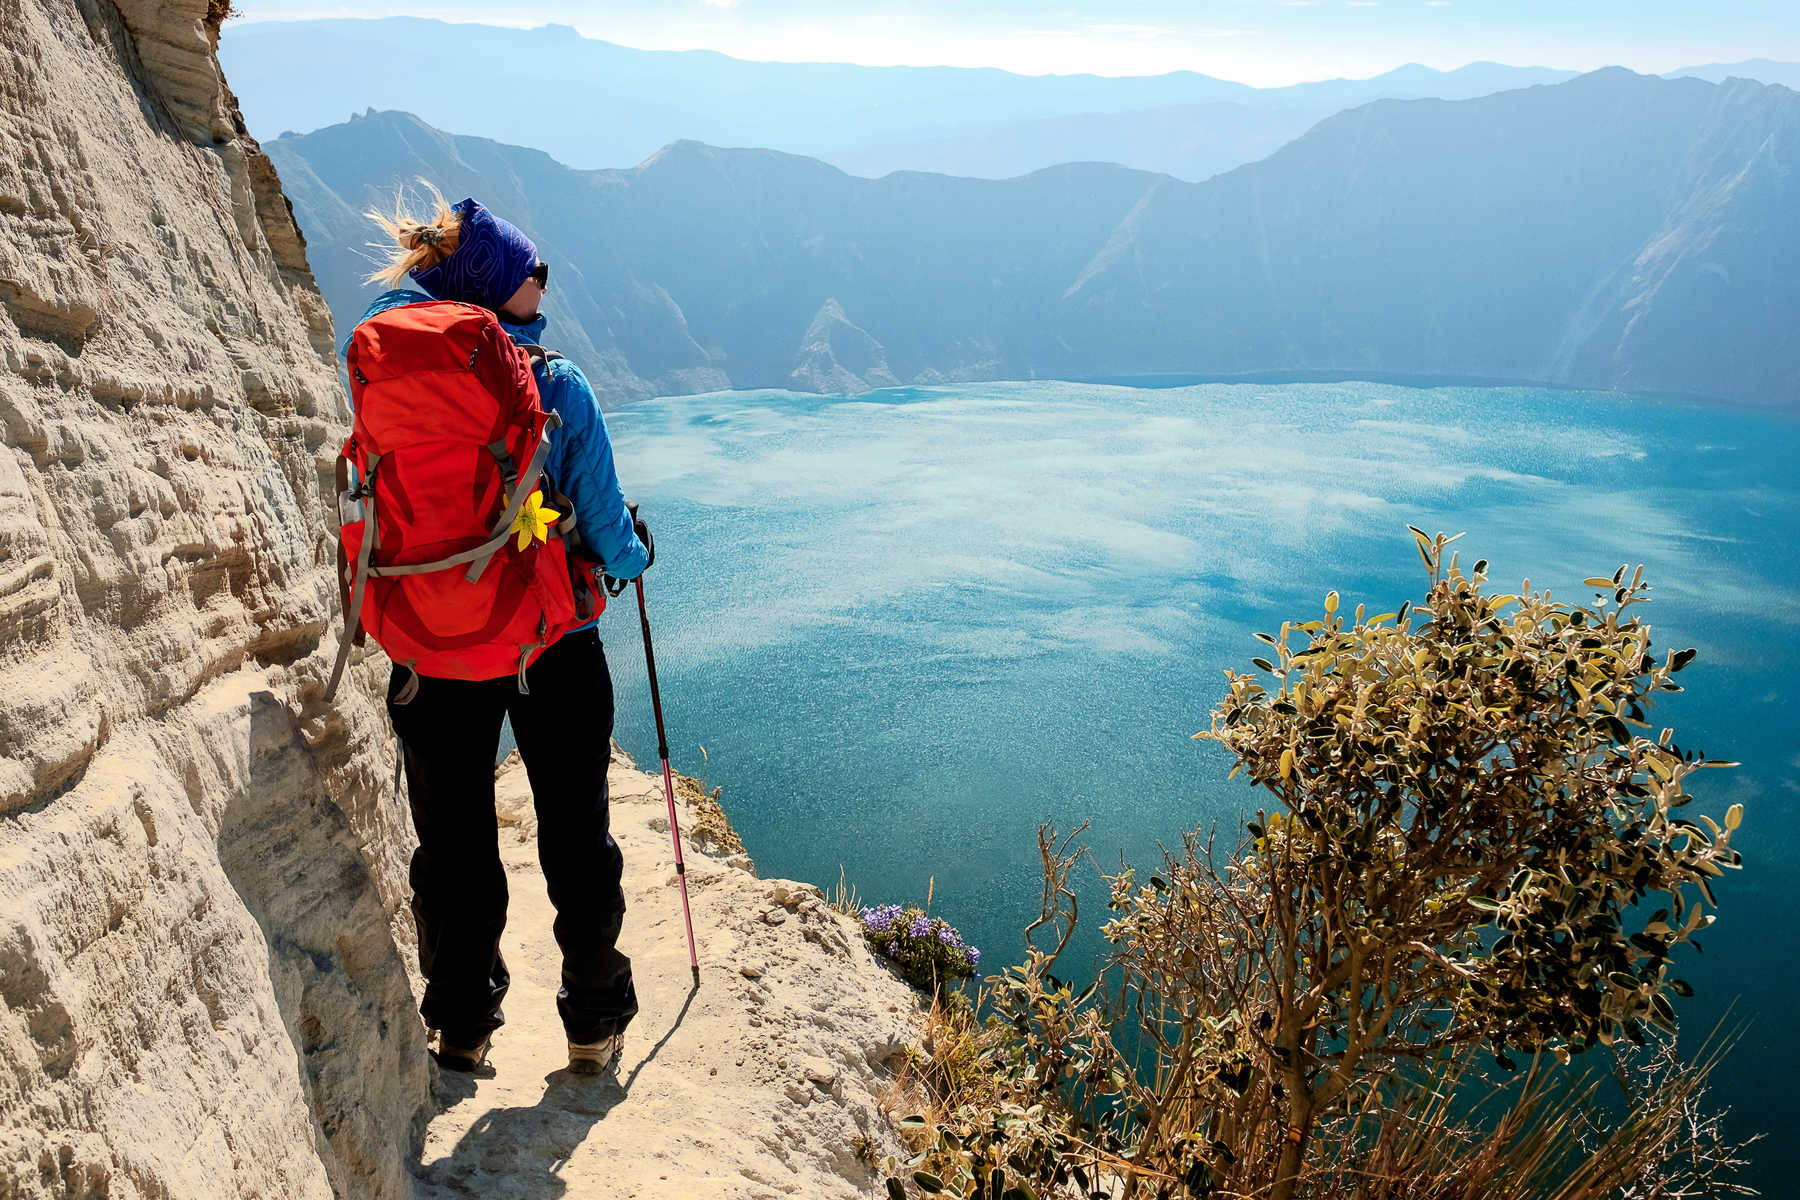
[0,0,428,1196]
[789,300,901,396]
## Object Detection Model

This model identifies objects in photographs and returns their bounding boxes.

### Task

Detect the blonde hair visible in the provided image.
[364,180,463,288]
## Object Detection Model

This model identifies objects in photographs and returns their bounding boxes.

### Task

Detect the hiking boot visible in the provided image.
[429,1030,492,1073]
[567,1034,622,1076]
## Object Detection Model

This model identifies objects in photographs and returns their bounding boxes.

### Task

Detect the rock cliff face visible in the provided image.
[0,1,429,1195]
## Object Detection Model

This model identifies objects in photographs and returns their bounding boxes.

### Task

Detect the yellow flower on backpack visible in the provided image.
[511,489,560,551]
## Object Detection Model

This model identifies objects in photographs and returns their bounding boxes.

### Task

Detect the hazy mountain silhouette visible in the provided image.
[226,18,1582,180]
[271,69,1799,407]
[227,18,1250,169]
[1669,59,1800,90]
[1056,69,1800,403]
[822,63,1583,181]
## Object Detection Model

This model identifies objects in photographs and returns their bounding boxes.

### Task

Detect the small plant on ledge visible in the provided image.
[859,903,982,994]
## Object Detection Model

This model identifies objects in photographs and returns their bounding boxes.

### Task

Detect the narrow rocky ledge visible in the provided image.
[413,748,922,1198]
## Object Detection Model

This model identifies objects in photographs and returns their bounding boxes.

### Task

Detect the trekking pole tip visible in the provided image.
[691,964,701,991]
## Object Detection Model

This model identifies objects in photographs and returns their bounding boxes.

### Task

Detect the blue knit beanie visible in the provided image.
[410,197,538,312]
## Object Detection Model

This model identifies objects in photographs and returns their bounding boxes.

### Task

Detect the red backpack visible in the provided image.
[322,300,605,702]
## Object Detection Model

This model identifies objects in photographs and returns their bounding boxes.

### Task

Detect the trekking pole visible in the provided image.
[633,572,701,991]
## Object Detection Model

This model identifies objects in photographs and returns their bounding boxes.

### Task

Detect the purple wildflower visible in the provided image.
[908,913,933,939]
[860,904,904,933]
[967,946,981,967]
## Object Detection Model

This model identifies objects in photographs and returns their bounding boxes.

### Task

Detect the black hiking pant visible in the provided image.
[387,627,638,1048]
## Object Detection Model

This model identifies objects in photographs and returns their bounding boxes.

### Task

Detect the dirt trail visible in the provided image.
[409,748,920,1198]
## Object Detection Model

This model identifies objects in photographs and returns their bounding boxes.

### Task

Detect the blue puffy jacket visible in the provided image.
[346,290,652,597]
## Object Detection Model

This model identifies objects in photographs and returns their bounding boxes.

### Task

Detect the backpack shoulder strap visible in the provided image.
[516,343,564,369]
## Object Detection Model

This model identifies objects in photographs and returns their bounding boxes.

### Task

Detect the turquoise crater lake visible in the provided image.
[590,379,1798,1183]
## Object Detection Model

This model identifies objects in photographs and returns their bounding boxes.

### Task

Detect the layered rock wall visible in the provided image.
[0,0,427,1195]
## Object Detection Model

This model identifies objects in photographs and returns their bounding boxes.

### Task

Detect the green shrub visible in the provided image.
[886,531,1752,1199]
[860,904,981,994]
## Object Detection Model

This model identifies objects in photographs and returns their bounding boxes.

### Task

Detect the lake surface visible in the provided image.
[590,379,1798,1184]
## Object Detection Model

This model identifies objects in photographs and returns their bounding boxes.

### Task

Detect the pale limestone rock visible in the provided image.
[0,0,427,1196]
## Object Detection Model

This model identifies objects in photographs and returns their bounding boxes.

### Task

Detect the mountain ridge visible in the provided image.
[223,17,1800,184]
[1670,58,1800,90]
[271,68,1800,407]
[223,17,1600,179]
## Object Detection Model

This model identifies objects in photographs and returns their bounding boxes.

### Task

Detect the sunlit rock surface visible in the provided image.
[0,1,428,1194]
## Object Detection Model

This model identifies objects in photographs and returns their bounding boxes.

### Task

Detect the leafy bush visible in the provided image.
[861,904,982,994]
[885,532,1752,1199]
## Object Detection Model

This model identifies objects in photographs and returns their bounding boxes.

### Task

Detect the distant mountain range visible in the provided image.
[222,20,1800,183]
[822,63,1591,180]
[826,60,1800,181]
[269,69,1799,407]
[1670,59,1800,90]
[221,19,1583,181]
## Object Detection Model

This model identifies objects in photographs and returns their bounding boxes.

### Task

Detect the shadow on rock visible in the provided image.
[620,986,696,1093]
[434,1062,499,1109]
[416,1079,627,1197]
[416,991,695,1194]
[222,691,431,1199]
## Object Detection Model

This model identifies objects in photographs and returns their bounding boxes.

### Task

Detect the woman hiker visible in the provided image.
[350,186,654,1075]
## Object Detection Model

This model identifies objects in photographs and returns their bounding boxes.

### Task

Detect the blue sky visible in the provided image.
[230,0,1796,85]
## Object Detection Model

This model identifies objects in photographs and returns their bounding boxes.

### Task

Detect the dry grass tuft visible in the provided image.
[894,990,1004,1127]
[829,864,863,917]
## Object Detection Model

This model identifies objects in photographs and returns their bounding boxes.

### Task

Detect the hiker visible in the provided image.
[341,186,652,1076]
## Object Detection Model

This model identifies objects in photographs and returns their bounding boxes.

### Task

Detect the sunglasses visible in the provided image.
[529,260,549,290]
